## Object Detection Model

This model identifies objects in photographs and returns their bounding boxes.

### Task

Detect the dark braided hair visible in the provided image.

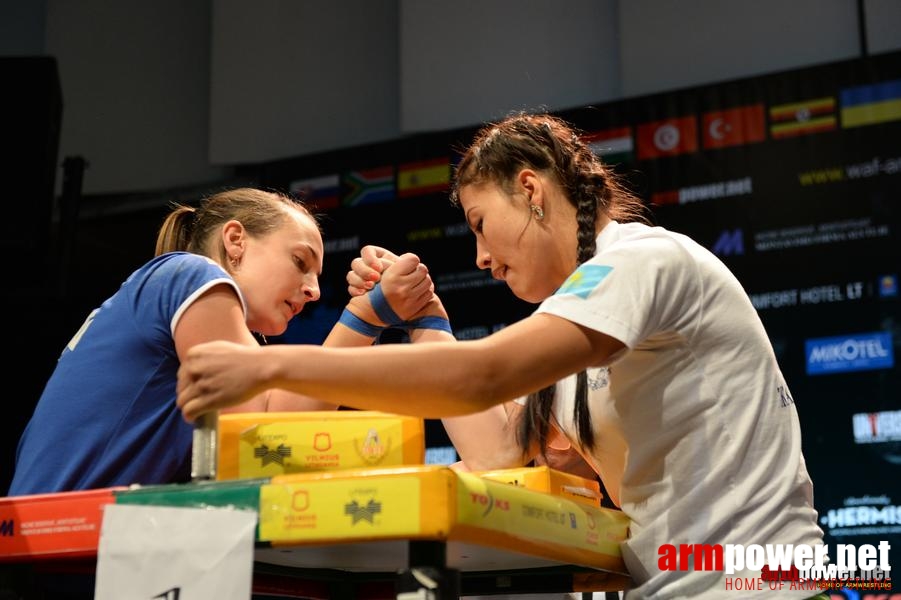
[450,112,647,457]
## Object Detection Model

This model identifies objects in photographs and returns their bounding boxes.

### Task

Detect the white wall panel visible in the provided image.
[25,0,901,195]
[864,0,901,55]
[45,0,228,194]
[399,0,621,132]
[209,0,400,165]
[619,0,860,98]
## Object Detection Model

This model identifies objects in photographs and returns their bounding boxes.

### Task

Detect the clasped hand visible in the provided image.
[177,248,439,423]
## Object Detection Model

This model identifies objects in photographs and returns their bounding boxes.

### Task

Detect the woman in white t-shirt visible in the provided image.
[176,114,827,599]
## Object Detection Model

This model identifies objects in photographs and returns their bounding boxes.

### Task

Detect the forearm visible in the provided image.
[177,313,610,424]
[442,402,531,470]
[266,389,337,412]
[262,341,505,418]
[534,446,600,480]
[322,318,381,347]
[409,328,454,343]
[257,304,380,413]
[220,393,269,414]
[262,315,599,417]
[221,383,338,413]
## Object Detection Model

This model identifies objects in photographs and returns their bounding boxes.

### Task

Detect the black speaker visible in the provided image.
[0,57,63,494]
[0,56,62,288]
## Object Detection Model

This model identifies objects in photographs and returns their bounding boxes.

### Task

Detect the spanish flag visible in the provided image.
[397,158,450,198]
[768,97,836,138]
[840,79,901,129]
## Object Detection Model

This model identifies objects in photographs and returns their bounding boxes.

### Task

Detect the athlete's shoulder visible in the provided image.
[597,221,690,263]
[153,251,222,270]
[135,252,226,280]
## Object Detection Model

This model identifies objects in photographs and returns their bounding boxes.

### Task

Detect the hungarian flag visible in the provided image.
[581,127,633,164]
[397,158,450,198]
[636,116,698,160]
[768,97,836,138]
[702,104,766,149]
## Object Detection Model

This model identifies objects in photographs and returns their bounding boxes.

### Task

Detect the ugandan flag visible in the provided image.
[840,79,901,129]
[768,97,836,138]
[342,166,395,206]
[396,158,450,198]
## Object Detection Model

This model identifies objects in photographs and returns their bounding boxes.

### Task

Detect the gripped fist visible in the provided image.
[346,245,399,296]
[176,340,269,423]
[347,245,436,322]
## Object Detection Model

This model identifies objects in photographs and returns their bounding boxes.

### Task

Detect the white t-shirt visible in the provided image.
[533,221,824,599]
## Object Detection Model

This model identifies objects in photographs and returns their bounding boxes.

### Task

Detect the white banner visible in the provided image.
[95,503,256,600]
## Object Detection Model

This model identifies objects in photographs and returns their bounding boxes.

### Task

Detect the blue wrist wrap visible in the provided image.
[338,308,384,338]
[403,316,454,336]
[369,283,404,327]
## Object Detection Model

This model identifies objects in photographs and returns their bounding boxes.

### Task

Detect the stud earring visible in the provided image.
[530,204,545,220]
[229,254,240,268]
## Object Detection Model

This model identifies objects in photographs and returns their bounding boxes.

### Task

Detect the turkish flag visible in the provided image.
[636,116,698,160]
[702,104,766,149]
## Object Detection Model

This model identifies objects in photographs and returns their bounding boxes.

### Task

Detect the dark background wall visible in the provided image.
[251,51,901,581]
[1,2,900,592]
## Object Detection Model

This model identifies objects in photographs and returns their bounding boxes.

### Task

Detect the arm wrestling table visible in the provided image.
[0,465,631,599]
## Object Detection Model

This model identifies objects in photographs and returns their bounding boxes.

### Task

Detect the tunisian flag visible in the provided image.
[636,116,698,160]
[702,104,766,149]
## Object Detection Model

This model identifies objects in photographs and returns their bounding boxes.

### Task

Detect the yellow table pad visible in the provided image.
[474,465,603,507]
[218,411,424,480]
[260,465,629,574]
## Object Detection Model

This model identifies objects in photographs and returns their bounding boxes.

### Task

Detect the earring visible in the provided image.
[229,254,240,268]
[530,204,545,220]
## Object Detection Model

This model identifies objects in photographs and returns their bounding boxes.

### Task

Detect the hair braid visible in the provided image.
[452,112,648,458]
[518,121,603,454]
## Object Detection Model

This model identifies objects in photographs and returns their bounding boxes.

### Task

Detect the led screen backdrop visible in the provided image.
[260,50,901,591]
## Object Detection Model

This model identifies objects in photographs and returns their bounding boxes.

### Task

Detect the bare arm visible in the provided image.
[441,401,535,470]
[268,251,436,411]
[177,311,625,422]
[396,296,530,469]
[346,247,609,476]
[176,286,330,413]
[534,445,601,481]
[174,284,267,413]
[346,245,527,467]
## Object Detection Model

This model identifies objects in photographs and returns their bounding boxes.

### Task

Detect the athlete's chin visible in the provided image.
[254,318,290,338]
[508,281,545,305]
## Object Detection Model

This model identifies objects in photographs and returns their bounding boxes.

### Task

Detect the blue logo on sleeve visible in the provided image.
[555,265,613,299]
